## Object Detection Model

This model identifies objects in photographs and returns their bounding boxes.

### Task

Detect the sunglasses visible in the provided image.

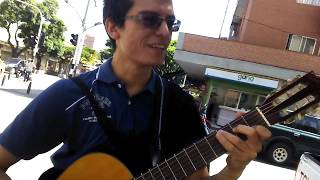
[125,11,181,32]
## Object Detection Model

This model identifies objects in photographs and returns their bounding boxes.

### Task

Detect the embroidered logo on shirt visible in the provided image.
[79,94,112,123]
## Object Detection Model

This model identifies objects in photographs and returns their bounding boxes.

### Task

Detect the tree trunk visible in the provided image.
[36,54,42,70]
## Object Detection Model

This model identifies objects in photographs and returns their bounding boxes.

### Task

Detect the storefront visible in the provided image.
[173,33,318,127]
[204,67,279,126]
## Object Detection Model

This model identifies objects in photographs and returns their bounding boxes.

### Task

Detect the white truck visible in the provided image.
[294,153,320,180]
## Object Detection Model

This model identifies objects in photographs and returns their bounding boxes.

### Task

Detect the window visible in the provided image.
[286,34,316,55]
[223,90,265,111]
[286,116,320,134]
[296,0,320,6]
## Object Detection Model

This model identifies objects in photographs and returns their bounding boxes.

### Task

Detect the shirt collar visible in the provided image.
[97,58,158,94]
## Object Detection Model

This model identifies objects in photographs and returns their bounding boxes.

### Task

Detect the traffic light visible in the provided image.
[70,34,78,46]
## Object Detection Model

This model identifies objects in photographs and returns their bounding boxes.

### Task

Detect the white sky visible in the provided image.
[57,0,238,51]
[0,0,237,51]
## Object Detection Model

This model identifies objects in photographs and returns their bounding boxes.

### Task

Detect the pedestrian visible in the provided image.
[0,0,271,179]
[24,60,35,82]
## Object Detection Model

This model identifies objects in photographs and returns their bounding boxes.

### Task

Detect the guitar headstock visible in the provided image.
[260,72,320,125]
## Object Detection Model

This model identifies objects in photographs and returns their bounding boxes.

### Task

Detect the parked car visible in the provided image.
[5,58,25,75]
[0,59,5,74]
[260,115,320,166]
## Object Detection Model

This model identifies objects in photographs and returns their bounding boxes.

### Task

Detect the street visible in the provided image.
[0,73,296,180]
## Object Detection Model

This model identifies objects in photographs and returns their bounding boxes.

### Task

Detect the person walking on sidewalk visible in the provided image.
[0,0,271,179]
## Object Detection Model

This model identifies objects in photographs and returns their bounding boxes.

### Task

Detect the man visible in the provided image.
[0,0,271,179]
[24,60,35,82]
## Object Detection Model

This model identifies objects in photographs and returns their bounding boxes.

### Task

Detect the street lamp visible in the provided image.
[16,0,44,59]
[64,0,101,76]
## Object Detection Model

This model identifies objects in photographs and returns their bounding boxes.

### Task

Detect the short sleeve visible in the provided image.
[0,79,74,160]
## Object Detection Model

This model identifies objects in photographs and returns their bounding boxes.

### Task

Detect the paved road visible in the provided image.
[0,73,296,179]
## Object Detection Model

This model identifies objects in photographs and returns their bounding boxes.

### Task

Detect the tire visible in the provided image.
[266,142,293,166]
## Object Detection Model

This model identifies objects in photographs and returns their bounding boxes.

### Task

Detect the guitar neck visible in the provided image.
[134,107,269,180]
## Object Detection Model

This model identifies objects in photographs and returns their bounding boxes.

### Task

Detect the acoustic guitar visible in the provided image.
[58,72,320,180]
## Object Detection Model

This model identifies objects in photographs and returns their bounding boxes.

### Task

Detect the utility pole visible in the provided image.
[219,0,231,38]
[65,0,101,77]
[16,0,44,60]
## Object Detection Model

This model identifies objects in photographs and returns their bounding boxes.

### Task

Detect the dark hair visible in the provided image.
[103,0,134,50]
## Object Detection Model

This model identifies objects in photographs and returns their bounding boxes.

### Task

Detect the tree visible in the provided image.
[34,0,67,70]
[154,40,184,77]
[57,46,74,74]
[0,0,37,57]
[81,47,99,66]
[0,0,66,68]
[99,39,113,61]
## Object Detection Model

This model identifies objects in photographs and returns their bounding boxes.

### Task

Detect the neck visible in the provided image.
[112,52,153,97]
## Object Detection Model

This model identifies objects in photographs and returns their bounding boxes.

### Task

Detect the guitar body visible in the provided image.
[58,153,133,180]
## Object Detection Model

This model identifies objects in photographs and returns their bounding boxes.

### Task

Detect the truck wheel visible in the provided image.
[267,142,293,165]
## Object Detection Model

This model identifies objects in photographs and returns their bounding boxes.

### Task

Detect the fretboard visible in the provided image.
[134,107,271,180]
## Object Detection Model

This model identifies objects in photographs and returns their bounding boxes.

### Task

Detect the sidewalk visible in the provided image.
[0,73,61,98]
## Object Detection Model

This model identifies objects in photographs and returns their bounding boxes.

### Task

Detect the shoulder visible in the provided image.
[33,70,98,110]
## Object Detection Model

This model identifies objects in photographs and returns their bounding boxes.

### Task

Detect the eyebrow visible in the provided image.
[138,10,176,19]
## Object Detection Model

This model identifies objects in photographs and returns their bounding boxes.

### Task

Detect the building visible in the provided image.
[174,0,320,126]
[83,35,95,49]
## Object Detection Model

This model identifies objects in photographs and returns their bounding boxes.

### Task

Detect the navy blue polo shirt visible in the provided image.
[0,59,159,170]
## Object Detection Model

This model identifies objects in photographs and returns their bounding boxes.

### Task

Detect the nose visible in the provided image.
[155,20,171,37]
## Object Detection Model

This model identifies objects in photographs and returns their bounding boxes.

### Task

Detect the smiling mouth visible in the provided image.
[149,44,166,50]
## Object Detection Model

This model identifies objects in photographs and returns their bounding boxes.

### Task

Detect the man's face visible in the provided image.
[116,0,174,67]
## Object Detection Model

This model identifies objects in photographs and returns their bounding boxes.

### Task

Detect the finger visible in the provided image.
[216,130,247,153]
[255,125,272,140]
[232,125,261,151]
[235,111,245,118]
[216,130,258,162]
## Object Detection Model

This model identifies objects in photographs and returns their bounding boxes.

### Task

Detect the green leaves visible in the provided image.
[0,0,66,58]
[155,40,184,76]
[80,47,98,65]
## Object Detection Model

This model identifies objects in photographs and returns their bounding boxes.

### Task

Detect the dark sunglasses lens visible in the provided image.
[141,13,162,29]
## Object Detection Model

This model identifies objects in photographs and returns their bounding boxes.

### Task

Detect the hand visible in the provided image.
[216,124,271,170]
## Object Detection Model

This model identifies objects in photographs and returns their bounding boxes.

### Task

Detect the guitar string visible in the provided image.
[136,96,311,180]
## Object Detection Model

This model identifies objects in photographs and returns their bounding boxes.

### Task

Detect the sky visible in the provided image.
[57,0,238,51]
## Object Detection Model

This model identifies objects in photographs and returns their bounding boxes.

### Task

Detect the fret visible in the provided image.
[194,139,213,164]
[158,161,173,179]
[174,154,187,177]
[165,159,177,180]
[205,137,218,158]
[176,150,195,176]
[227,123,234,131]
[148,169,155,180]
[156,165,165,179]
[185,145,206,169]
[183,148,197,171]
[207,135,226,157]
[150,165,163,180]
[241,116,250,126]
[167,156,185,179]
[194,143,207,164]
[256,107,271,127]
[196,138,216,164]
[141,171,153,180]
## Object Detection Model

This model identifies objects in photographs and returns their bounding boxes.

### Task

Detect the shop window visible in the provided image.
[286,34,316,55]
[224,90,240,108]
[223,90,266,111]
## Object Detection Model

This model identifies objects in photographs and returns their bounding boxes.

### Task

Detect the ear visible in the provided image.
[105,18,120,40]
